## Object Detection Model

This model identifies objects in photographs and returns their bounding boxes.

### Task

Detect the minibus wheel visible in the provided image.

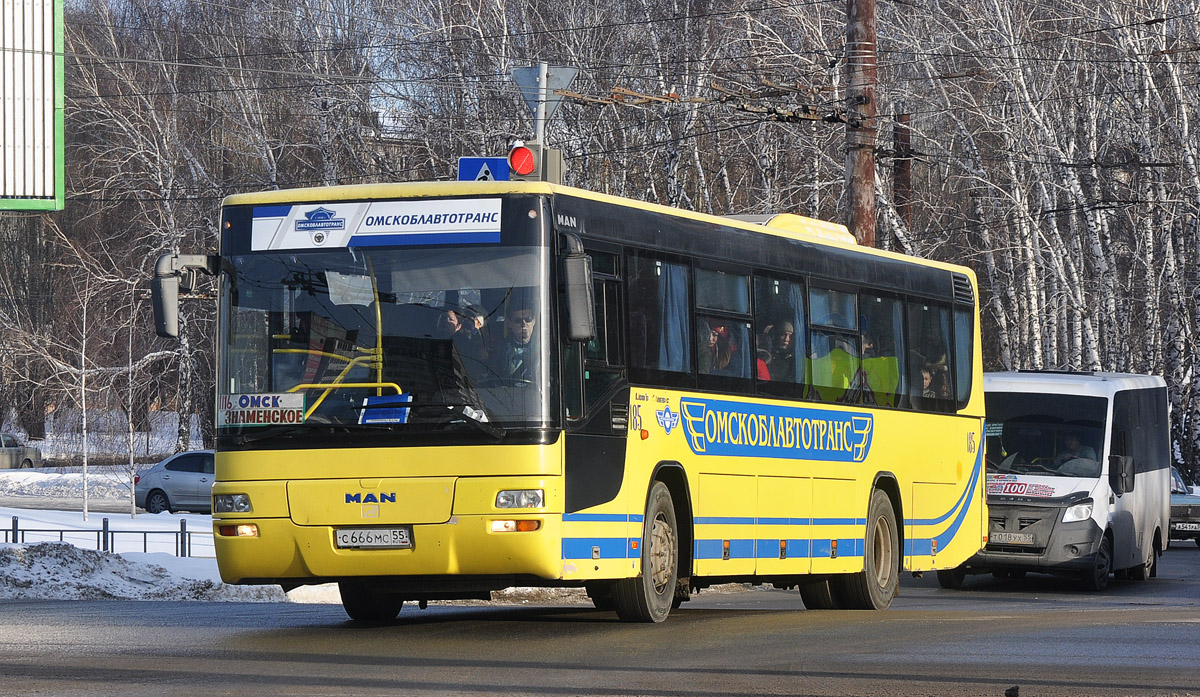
[613,482,678,622]
[1080,535,1112,591]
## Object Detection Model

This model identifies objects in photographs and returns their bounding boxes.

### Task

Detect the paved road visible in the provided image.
[2,542,1198,696]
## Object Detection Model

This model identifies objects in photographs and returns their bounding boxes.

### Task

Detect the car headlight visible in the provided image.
[495,489,544,509]
[1062,500,1094,523]
[214,493,253,513]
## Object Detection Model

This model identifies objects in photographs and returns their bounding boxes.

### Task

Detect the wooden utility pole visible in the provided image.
[845,0,877,247]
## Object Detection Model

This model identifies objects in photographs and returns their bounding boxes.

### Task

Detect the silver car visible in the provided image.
[0,433,42,469]
[134,450,215,513]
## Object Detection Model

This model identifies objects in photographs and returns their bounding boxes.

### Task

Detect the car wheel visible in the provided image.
[145,490,171,514]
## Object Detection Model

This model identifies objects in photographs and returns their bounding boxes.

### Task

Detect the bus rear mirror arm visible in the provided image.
[152,252,219,338]
[559,233,596,342]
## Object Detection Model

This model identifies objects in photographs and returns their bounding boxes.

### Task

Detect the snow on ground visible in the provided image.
[0,468,315,603]
[0,469,591,607]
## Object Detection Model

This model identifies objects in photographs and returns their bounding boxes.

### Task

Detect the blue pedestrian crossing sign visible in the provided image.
[458,157,510,182]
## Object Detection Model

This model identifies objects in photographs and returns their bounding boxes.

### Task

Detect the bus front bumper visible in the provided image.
[213,515,564,586]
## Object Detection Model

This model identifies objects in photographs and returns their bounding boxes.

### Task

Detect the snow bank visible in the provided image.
[0,468,131,499]
[0,542,285,601]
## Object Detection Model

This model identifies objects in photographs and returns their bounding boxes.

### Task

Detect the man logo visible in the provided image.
[345,492,396,504]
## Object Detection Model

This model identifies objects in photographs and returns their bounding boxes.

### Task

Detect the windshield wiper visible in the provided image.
[408,402,505,440]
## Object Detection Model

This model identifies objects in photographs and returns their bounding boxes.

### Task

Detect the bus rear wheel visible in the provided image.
[833,489,899,609]
[338,581,404,621]
[799,580,841,609]
[612,482,678,623]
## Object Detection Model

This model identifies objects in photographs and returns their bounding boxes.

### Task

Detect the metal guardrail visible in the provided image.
[3,515,213,558]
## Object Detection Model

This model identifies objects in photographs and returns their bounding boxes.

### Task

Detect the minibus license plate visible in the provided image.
[335,527,412,549]
[1174,522,1200,532]
[991,532,1033,545]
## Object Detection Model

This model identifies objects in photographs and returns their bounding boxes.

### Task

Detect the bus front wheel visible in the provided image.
[833,489,899,609]
[338,581,404,621]
[612,481,678,623]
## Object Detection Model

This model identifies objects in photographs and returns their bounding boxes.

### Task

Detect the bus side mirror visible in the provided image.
[559,234,595,342]
[151,252,219,338]
[1109,454,1134,496]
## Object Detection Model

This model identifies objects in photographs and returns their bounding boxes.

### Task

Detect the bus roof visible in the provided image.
[221,180,969,276]
[984,371,1166,398]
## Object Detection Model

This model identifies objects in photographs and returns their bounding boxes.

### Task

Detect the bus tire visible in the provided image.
[936,566,966,590]
[338,581,403,621]
[833,489,899,609]
[799,580,840,610]
[585,581,616,611]
[1080,535,1112,592]
[612,481,678,623]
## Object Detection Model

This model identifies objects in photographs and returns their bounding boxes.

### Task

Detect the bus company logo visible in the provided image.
[677,398,873,463]
[295,206,345,245]
[655,405,680,435]
[555,213,579,230]
[345,492,397,504]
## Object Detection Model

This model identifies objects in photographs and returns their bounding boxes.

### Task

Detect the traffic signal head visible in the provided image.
[508,140,562,183]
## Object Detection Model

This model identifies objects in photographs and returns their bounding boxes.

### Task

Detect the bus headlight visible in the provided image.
[214,493,253,513]
[1062,500,1093,523]
[495,489,544,509]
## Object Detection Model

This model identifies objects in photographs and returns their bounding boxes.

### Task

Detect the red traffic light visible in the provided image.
[509,144,537,176]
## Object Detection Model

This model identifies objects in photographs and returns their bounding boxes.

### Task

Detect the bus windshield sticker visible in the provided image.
[218,393,306,428]
[678,397,873,462]
[251,199,503,250]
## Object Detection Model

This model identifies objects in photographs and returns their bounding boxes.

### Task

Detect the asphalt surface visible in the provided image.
[1,541,1198,696]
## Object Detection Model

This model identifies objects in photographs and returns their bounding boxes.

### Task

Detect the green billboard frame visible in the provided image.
[1,0,65,212]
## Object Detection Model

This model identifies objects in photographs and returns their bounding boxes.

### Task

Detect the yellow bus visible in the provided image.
[152,180,986,622]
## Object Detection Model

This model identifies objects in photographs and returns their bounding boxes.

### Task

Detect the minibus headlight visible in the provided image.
[214,493,253,513]
[1062,500,1093,523]
[495,489,544,509]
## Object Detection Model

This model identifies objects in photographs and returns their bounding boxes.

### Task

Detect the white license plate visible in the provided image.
[991,531,1034,545]
[1173,522,1200,532]
[335,527,413,549]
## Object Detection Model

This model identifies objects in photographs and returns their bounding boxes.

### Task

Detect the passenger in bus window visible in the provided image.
[434,306,487,361]
[699,320,735,375]
[493,299,538,380]
[767,320,797,382]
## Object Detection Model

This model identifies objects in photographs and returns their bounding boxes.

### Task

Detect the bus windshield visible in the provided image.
[984,391,1107,478]
[218,244,550,442]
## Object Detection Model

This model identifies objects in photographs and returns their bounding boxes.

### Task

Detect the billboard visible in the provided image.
[1,0,64,211]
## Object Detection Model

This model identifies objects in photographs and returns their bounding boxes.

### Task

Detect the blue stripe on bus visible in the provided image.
[562,513,644,523]
[253,205,292,218]
[562,537,633,559]
[693,517,866,527]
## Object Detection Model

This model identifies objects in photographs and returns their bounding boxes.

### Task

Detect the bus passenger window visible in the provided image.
[627,253,690,374]
[906,301,953,412]
[754,277,806,386]
[859,295,905,407]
